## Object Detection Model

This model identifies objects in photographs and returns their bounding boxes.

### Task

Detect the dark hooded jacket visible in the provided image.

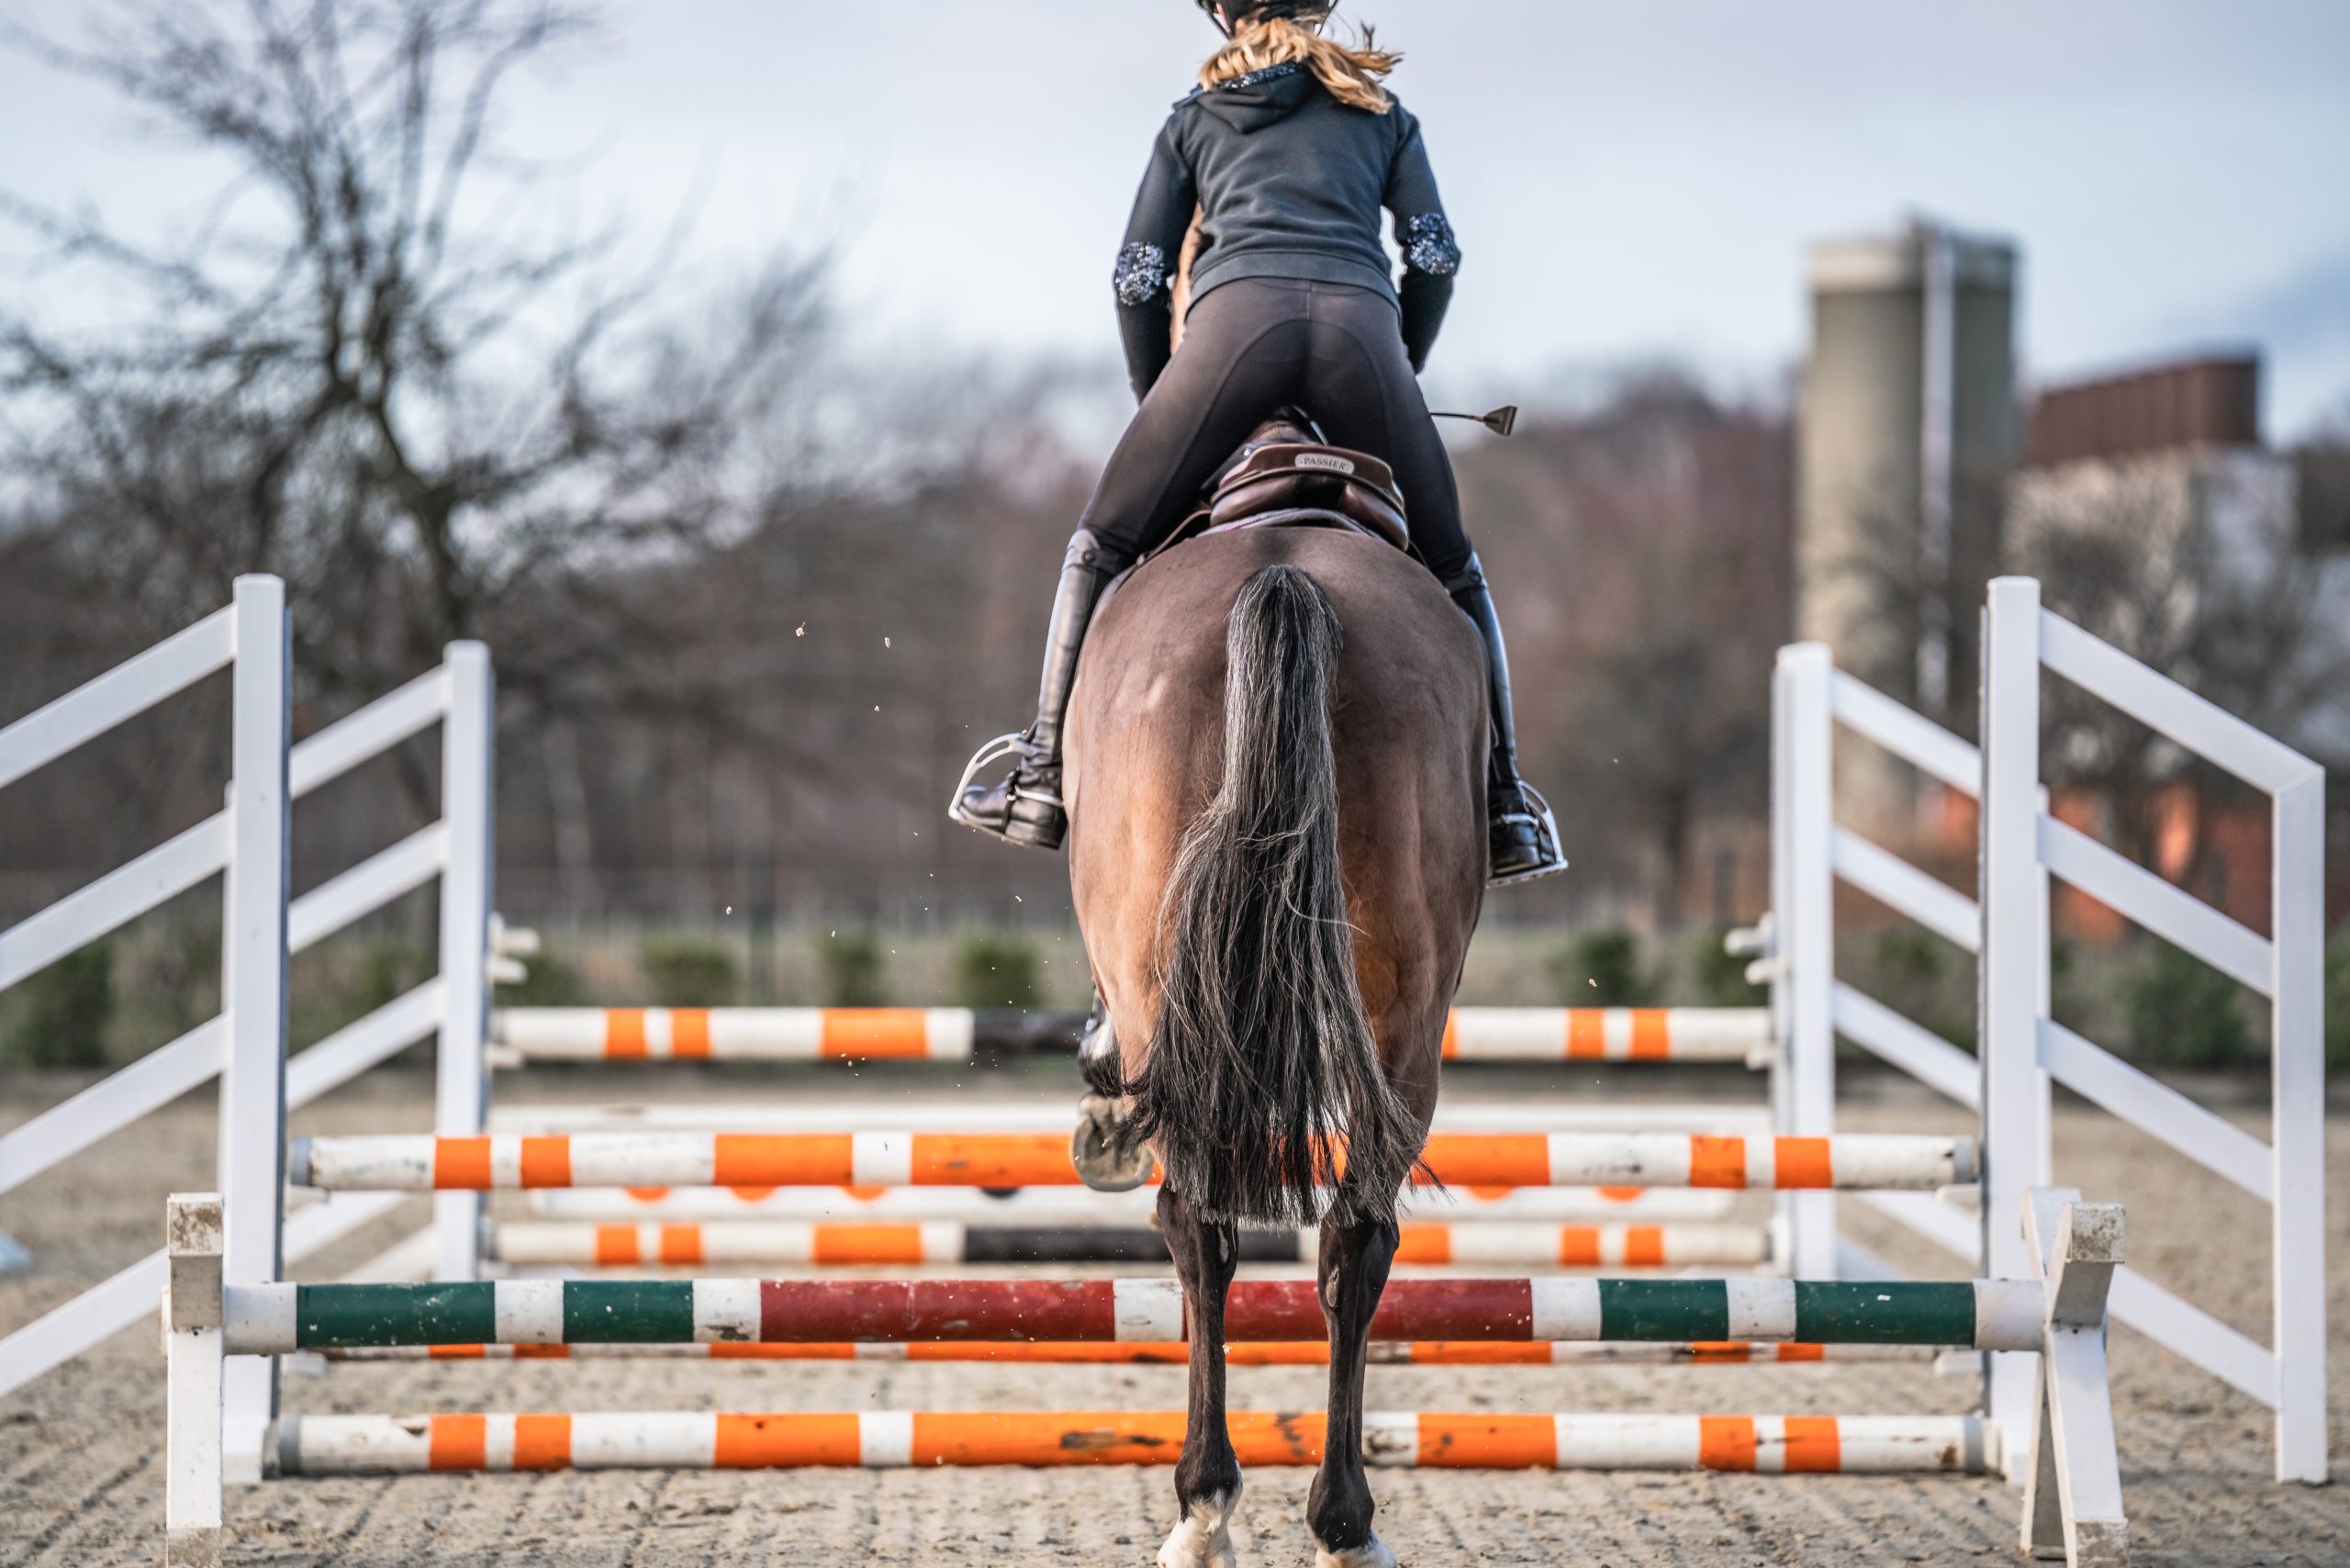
[1111,62,1460,400]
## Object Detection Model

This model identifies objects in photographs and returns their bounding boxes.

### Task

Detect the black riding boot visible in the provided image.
[1444,555,1568,886]
[951,529,1129,850]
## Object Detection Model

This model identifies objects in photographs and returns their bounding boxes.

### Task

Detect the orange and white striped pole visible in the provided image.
[1441,1008,1772,1064]
[491,1008,979,1062]
[482,1219,1774,1269]
[291,1131,1974,1193]
[487,1006,1777,1067]
[278,1410,1992,1474]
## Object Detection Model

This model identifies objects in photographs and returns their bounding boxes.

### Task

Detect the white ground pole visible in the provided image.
[165,1195,226,1568]
[1981,580,2055,1476]
[435,644,495,1282]
[218,576,293,1487]
[1774,644,1837,1282]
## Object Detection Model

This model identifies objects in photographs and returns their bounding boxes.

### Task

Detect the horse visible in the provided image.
[1062,431,1489,1568]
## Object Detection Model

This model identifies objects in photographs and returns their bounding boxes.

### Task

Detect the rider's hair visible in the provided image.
[1200,15,1399,114]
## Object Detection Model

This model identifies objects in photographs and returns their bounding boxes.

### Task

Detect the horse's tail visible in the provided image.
[1129,563,1421,1229]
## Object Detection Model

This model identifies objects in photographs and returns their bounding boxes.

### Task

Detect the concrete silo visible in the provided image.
[1797,218,2020,732]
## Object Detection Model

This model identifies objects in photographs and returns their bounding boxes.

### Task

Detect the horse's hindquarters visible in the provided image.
[1066,525,1484,1568]
[1066,526,1485,1159]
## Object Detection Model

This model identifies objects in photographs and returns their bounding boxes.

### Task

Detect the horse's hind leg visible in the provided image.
[1156,1184,1243,1568]
[1309,1211,1403,1568]
[1071,988,1153,1192]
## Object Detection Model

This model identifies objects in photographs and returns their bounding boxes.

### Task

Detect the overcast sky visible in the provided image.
[4,0,2347,434]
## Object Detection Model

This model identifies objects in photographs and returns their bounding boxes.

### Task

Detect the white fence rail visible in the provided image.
[1982,576,2326,1484]
[1769,644,1988,1286]
[0,576,288,1467]
[1771,584,2327,1485]
[0,587,494,1483]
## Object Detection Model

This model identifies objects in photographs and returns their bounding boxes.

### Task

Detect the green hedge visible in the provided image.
[1549,927,1655,1007]
[819,931,885,1007]
[953,933,1042,1009]
[2126,942,2250,1070]
[0,941,115,1067]
[640,936,739,1007]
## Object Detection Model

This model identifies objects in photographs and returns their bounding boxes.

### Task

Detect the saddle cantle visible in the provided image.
[1139,415,1416,570]
[1205,442,1411,553]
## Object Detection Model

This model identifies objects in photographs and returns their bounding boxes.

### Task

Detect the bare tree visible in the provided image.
[2009,449,2350,882]
[1807,462,2006,741]
[0,0,826,733]
[1456,372,1794,925]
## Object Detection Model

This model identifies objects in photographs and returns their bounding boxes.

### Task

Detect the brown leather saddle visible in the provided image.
[1143,416,1416,565]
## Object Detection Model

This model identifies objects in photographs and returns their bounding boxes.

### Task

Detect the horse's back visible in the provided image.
[1066,528,1485,1118]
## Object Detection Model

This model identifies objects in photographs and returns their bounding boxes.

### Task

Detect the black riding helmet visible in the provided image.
[1195,0,1337,37]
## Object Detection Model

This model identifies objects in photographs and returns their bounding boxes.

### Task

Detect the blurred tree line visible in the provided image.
[12,1,2339,1082]
[0,0,1795,941]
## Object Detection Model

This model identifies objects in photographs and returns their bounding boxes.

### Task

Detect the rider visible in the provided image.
[953,0,1566,886]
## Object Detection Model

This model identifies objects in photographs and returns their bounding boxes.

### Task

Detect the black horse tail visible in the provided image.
[1128,564,1420,1229]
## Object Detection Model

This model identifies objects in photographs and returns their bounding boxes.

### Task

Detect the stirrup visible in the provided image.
[950,733,1065,811]
[949,733,1069,850]
[952,734,1026,809]
[1489,782,1569,888]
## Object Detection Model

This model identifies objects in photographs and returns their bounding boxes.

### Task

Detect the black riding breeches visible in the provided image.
[1077,277,1474,581]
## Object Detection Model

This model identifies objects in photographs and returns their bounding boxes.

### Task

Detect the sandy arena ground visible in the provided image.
[5,1060,2347,1566]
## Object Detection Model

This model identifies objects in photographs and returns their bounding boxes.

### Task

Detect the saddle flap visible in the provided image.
[1208,442,1410,553]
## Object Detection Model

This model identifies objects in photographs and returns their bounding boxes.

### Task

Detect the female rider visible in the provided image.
[953,0,1565,886]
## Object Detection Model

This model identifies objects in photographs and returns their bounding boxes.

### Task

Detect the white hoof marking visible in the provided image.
[1315,1534,1396,1568]
[1157,1488,1241,1568]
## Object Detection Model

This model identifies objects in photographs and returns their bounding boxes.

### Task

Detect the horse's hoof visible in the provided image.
[1315,1536,1396,1568]
[1071,1093,1154,1192]
[1157,1489,1240,1568]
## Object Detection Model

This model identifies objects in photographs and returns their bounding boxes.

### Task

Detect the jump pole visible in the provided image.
[519,1182,1744,1225]
[486,1098,1773,1137]
[218,1276,2048,1351]
[485,1219,1774,1270]
[289,1131,1975,1193]
[275,1409,1992,1475]
[487,1005,1774,1066]
[317,1339,1953,1367]
[167,1188,2127,1567]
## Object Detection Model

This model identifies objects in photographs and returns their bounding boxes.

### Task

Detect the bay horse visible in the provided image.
[1064,486,1488,1567]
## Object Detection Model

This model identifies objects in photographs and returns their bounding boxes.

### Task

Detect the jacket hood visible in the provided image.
[1187,62,1319,132]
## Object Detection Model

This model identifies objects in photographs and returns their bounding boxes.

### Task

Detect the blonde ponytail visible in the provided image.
[1199,16,1400,114]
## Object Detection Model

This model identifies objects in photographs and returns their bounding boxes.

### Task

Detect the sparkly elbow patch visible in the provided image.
[1113,241,1170,307]
[1402,212,1460,277]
